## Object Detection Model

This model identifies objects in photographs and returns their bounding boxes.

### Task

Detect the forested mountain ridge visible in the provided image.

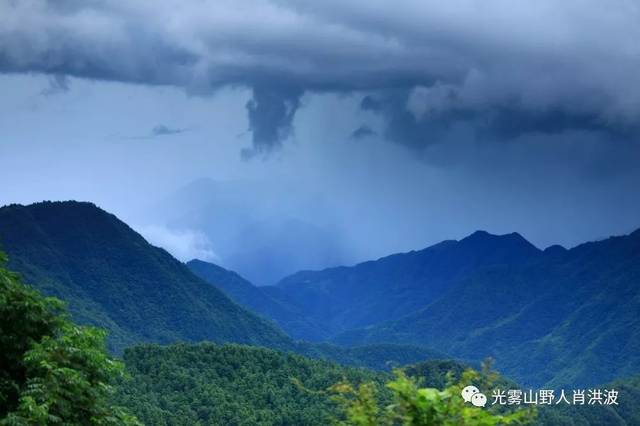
[261,230,541,340]
[334,229,640,388]
[187,259,328,340]
[0,201,292,353]
[0,201,448,372]
[2,201,640,423]
[187,258,448,370]
[4,200,638,391]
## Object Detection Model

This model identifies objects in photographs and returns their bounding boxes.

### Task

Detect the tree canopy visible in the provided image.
[0,252,139,425]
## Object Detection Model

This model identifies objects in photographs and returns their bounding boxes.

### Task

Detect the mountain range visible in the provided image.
[187,258,327,341]
[190,227,640,388]
[0,201,441,370]
[335,229,640,387]
[1,200,638,389]
[264,230,539,340]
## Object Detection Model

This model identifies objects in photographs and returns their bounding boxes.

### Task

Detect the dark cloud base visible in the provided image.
[1,0,639,158]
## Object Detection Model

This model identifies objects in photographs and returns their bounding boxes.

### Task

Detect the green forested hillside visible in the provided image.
[3,200,639,421]
[295,342,446,372]
[262,231,540,340]
[537,375,640,425]
[0,201,292,353]
[3,247,637,426]
[187,259,328,341]
[187,258,447,370]
[0,202,448,373]
[251,221,640,388]
[114,343,387,426]
[334,230,640,388]
[114,343,640,426]
[114,344,490,426]
[405,361,640,425]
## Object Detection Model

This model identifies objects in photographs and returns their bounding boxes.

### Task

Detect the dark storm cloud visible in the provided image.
[1,0,639,154]
[242,85,303,159]
[362,89,639,151]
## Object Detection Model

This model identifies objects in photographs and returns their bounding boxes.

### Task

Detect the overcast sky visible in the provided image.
[1,0,640,276]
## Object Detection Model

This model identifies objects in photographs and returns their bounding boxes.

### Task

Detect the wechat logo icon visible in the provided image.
[462,385,487,407]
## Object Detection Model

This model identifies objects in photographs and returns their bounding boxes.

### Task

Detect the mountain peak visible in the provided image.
[454,230,541,266]
[462,230,537,249]
[2,200,101,212]
[0,202,292,353]
[544,244,568,256]
[466,230,491,239]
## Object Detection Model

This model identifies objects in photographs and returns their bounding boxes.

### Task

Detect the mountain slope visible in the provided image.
[187,259,329,341]
[0,201,292,353]
[537,374,640,425]
[186,258,448,369]
[262,231,541,340]
[334,230,640,387]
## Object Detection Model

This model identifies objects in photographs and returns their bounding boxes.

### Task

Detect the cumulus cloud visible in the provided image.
[1,0,639,152]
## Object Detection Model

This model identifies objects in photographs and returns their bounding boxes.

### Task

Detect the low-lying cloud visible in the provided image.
[137,224,220,263]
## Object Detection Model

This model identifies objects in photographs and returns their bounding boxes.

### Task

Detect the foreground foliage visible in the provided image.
[332,364,535,426]
[114,341,640,425]
[0,253,139,425]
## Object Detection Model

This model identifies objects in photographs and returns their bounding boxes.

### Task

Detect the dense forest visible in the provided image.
[114,343,385,425]
[247,229,640,388]
[331,229,640,388]
[114,343,541,425]
[192,229,640,389]
[113,342,640,425]
[1,257,535,425]
[187,258,328,341]
[3,253,640,425]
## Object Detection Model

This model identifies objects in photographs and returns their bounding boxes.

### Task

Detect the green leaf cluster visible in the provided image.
[0,253,139,425]
[331,363,536,426]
